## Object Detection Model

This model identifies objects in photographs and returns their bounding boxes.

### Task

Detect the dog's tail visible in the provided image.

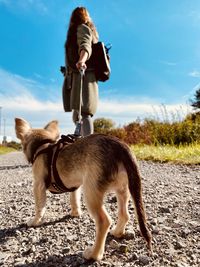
[121,144,152,252]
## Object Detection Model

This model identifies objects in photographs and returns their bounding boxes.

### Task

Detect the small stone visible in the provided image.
[174,241,186,250]
[190,254,197,261]
[39,237,48,244]
[100,260,113,266]
[110,239,119,249]
[132,252,138,260]
[31,236,38,243]
[85,240,93,246]
[159,207,171,213]
[62,247,70,254]
[125,230,136,239]
[119,244,129,254]
[194,226,200,233]
[67,234,77,242]
[0,252,9,263]
[180,228,190,238]
[15,230,22,236]
[138,255,150,265]
[21,247,32,256]
[152,227,159,235]
[14,258,26,265]
[157,217,166,224]
[175,262,190,267]
[108,196,117,203]
[162,226,172,232]
[32,245,36,252]
[151,218,157,225]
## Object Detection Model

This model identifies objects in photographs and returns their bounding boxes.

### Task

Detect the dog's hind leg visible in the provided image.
[110,186,130,238]
[70,187,82,217]
[83,187,112,261]
[27,180,46,227]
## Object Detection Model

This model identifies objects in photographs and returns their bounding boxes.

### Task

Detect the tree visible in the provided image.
[94,118,115,133]
[191,88,200,109]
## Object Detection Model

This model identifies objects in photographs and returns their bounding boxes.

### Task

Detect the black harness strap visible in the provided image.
[32,135,81,194]
[51,141,77,193]
[31,144,53,189]
[29,138,55,164]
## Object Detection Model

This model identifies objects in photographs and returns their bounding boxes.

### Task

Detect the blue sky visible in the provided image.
[0,0,200,140]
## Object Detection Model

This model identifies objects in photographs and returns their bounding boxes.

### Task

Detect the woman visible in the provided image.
[63,7,99,136]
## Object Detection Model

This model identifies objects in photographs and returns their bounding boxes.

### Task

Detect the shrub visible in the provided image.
[94,112,200,145]
[7,141,21,150]
[124,120,152,144]
[94,118,115,133]
[107,128,127,140]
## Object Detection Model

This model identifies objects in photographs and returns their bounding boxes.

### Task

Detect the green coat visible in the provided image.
[62,24,98,116]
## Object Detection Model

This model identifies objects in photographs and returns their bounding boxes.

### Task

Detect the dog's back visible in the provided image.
[57,134,152,251]
[15,118,152,260]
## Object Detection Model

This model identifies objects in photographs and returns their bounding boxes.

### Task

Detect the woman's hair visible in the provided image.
[66,7,98,46]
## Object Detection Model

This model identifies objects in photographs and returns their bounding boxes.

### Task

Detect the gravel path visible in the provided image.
[0,152,199,267]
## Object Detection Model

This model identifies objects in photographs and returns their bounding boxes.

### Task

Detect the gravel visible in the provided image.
[0,151,199,267]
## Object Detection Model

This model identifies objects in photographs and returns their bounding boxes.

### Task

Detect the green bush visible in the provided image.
[94,112,200,145]
[5,141,21,150]
[107,128,127,140]
[94,118,115,133]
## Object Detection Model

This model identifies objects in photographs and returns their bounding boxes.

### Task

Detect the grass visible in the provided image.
[0,146,16,155]
[131,143,200,165]
[1,143,200,164]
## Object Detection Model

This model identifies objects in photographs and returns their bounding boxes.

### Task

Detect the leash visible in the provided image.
[74,68,85,136]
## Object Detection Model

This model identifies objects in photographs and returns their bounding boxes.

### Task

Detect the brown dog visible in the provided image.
[15,118,152,261]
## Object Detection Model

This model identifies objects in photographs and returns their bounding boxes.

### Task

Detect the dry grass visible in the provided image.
[0,146,16,155]
[131,143,200,164]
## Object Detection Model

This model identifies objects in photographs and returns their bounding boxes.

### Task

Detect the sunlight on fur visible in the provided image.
[15,117,152,261]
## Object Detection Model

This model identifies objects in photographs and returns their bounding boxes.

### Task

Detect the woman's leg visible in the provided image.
[81,113,94,136]
[72,110,93,136]
[72,109,79,124]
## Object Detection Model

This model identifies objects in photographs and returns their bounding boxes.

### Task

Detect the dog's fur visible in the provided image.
[15,118,152,261]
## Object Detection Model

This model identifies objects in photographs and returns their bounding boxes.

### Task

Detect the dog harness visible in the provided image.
[30,135,80,194]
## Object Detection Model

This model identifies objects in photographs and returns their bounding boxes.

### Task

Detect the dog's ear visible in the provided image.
[15,118,31,141]
[44,120,60,139]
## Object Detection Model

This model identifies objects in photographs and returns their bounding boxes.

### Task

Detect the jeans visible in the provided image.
[72,110,94,136]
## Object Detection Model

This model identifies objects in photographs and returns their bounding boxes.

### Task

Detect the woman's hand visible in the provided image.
[76,61,87,70]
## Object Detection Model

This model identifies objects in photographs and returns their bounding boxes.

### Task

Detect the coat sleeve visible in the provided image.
[77,24,92,59]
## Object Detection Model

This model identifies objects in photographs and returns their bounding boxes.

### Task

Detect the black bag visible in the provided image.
[87,42,111,82]
[62,72,72,112]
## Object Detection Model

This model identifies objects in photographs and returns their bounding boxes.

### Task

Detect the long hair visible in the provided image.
[65,7,98,48]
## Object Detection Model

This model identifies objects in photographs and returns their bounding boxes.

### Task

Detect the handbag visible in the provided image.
[87,42,111,82]
[62,71,72,112]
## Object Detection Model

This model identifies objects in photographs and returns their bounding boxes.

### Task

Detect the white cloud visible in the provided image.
[0,68,192,141]
[188,70,200,78]
[0,68,36,97]
[1,94,60,111]
[2,94,191,141]
[192,82,200,91]
[0,67,59,101]
[97,100,191,125]
[98,99,156,114]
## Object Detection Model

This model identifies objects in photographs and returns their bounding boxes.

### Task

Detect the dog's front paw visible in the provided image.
[110,228,125,238]
[27,217,43,227]
[83,246,103,261]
